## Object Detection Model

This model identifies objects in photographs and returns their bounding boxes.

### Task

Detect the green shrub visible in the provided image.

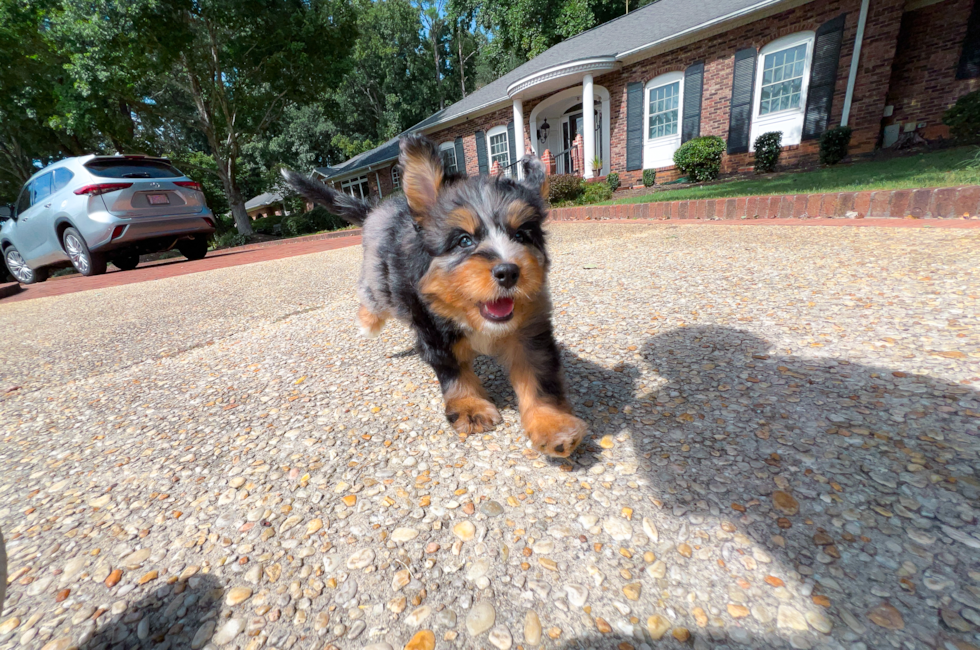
[819,126,852,165]
[575,180,613,205]
[251,213,284,235]
[606,172,620,191]
[753,131,782,173]
[304,206,347,232]
[642,169,656,187]
[673,136,726,182]
[215,231,250,249]
[547,174,584,203]
[943,90,980,142]
[281,214,312,237]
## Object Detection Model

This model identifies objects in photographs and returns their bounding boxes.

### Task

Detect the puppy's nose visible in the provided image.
[492,263,520,289]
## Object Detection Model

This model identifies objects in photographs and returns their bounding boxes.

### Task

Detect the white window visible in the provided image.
[340,175,370,199]
[486,125,511,175]
[750,32,814,149]
[439,142,458,174]
[391,165,401,190]
[643,71,684,169]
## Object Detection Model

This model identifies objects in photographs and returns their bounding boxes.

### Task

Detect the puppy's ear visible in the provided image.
[399,134,443,224]
[520,154,549,201]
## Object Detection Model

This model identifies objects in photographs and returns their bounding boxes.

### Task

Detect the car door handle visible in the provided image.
[44,203,52,208]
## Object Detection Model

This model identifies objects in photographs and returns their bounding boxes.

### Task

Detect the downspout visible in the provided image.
[840,0,871,127]
[375,171,384,199]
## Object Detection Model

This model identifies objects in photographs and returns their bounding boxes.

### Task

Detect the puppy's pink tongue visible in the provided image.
[484,298,514,318]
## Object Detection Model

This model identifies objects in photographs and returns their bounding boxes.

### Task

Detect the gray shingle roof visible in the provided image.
[314,136,401,181]
[245,191,284,211]
[321,0,785,180]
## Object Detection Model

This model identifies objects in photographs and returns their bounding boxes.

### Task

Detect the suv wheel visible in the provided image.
[63,227,107,276]
[112,253,140,271]
[4,246,48,284]
[177,235,209,261]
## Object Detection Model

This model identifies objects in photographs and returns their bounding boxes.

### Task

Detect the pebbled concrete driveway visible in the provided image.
[0,222,978,650]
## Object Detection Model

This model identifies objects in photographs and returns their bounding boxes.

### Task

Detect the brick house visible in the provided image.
[315,0,980,192]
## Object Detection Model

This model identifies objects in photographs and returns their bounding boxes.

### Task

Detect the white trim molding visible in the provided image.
[749,31,815,149]
[507,57,619,98]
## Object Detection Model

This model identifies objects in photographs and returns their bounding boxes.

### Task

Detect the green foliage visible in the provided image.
[606,172,620,191]
[819,126,852,165]
[673,136,726,182]
[753,131,782,174]
[215,231,251,249]
[251,214,285,235]
[575,179,613,205]
[305,206,347,232]
[642,169,657,187]
[547,174,584,203]
[943,90,980,142]
[281,214,312,237]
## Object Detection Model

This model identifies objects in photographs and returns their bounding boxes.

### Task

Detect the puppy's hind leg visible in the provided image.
[357,303,389,339]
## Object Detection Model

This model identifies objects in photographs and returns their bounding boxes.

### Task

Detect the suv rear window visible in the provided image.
[85,159,183,179]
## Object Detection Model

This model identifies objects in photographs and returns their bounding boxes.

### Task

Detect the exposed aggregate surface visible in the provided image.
[0,222,979,650]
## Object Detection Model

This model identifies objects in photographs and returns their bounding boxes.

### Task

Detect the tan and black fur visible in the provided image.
[282,135,586,457]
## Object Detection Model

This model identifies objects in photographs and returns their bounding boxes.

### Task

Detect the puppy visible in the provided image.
[282,134,586,457]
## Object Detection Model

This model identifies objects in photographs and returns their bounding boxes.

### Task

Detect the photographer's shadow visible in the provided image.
[553,325,979,649]
[79,573,223,650]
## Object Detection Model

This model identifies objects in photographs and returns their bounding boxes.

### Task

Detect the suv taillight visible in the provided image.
[74,183,133,196]
[173,181,202,191]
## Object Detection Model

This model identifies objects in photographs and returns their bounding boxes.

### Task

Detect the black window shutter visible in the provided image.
[957,0,980,78]
[682,62,704,143]
[803,14,846,140]
[475,130,489,175]
[727,48,758,154]
[626,82,644,171]
[454,136,466,175]
[507,120,517,168]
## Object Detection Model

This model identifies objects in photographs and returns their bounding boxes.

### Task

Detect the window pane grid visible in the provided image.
[391,166,401,189]
[441,148,457,173]
[489,132,510,173]
[648,82,679,139]
[760,43,807,115]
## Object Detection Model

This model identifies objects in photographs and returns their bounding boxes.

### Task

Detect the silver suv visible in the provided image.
[1,155,216,283]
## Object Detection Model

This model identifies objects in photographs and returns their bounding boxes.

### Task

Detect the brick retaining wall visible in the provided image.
[550,186,980,222]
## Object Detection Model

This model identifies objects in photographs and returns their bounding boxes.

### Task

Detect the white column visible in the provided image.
[582,74,595,179]
[512,98,525,179]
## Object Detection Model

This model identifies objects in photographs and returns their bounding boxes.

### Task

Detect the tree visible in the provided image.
[52,0,355,234]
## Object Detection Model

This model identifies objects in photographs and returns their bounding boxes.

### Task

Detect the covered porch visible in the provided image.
[507,58,617,179]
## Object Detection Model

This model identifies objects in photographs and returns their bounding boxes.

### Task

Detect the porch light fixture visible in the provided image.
[537,119,550,144]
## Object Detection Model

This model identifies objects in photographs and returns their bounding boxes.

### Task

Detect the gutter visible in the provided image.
[840,0,870,127]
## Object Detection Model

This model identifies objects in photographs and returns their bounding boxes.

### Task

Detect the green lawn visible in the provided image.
[603,146,980,205]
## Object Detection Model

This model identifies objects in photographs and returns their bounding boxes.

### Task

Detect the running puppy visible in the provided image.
[282,134,586,457]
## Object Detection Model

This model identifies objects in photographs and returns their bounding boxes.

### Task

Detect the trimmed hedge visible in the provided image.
[673,136,726,182]
[548,174,584,203]
[606,172,620,191]
[575,180,613,205]
[943,90,980,142]
[753,131,782,173]
[819,126,852,165]
[642,169,656,187]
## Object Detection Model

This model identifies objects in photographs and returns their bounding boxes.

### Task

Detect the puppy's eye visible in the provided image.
[513,231,526,243]
[457,235,474,249]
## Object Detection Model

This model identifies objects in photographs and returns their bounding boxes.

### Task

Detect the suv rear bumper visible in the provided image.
[89,214,215,253]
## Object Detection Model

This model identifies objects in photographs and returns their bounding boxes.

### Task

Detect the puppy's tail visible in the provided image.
[280,168,371,226]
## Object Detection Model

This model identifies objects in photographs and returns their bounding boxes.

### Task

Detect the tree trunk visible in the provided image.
[457,26,466,98]
[431,32,443,110]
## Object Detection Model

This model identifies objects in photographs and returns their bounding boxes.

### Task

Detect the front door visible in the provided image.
[562,113,582,173]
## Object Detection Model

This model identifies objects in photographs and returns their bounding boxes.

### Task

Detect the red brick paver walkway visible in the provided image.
[3,233,362,304]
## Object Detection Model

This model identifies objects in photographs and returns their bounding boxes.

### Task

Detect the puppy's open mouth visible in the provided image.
[479,298,514,322]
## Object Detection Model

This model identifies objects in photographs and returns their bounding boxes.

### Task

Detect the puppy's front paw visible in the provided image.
[446,397,502,435]
[525,409,587,458]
